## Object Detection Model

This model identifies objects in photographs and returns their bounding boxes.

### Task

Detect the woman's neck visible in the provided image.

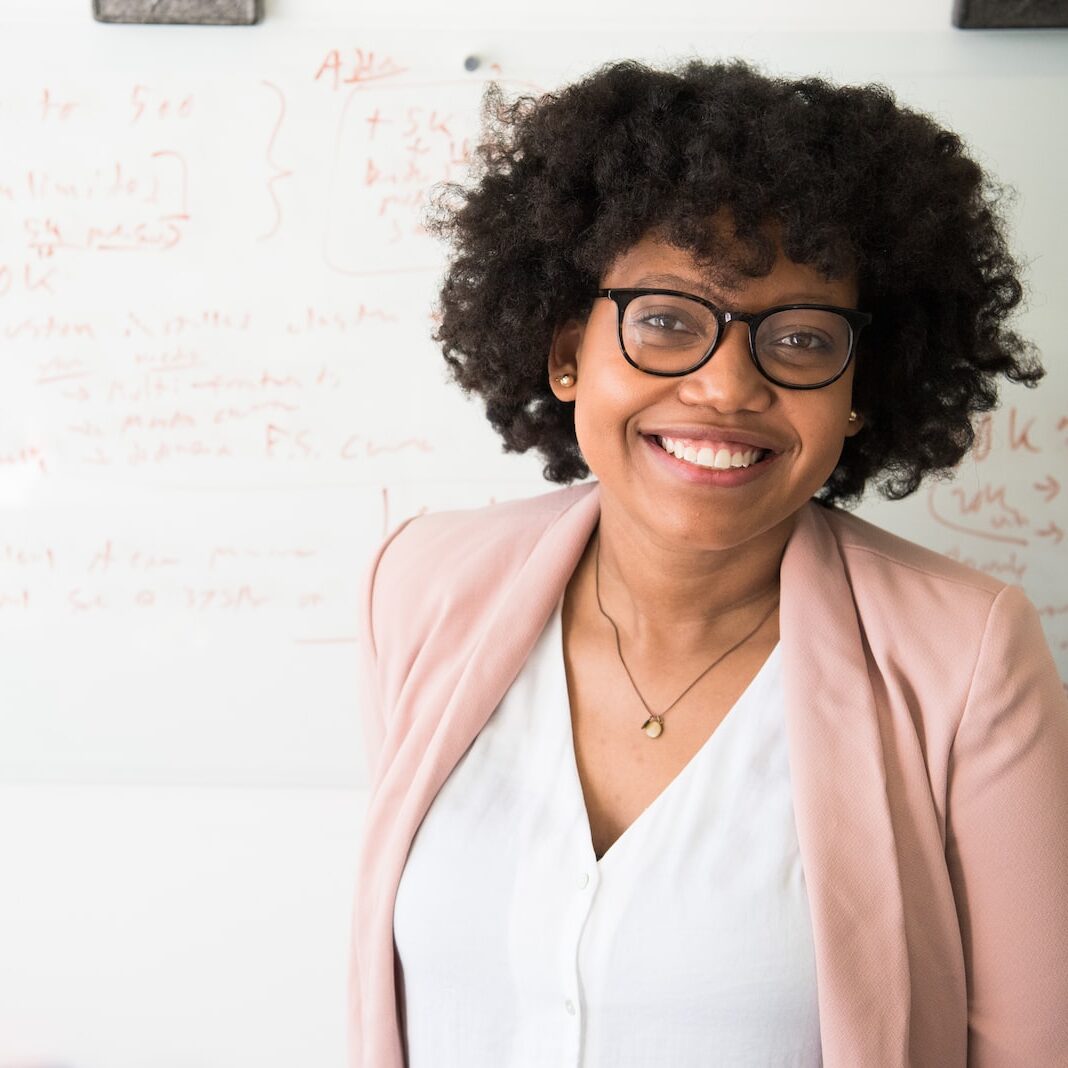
[576,496,794,658]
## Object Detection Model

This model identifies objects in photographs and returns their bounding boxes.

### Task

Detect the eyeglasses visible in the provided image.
[594,288,872,390]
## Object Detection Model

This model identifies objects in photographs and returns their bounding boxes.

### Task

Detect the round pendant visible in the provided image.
[641,716,664,739]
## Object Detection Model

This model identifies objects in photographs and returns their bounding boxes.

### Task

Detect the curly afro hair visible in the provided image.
[429,59,1043,506]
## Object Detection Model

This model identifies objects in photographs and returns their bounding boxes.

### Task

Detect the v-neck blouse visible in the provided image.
[393,594,821,1067]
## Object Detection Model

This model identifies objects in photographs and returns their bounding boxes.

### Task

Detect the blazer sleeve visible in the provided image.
[350,514,420,1068]
[944,583,1068,1066]
[355,515,420,782]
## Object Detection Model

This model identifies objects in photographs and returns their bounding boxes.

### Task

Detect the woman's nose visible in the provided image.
[674,320,775,413]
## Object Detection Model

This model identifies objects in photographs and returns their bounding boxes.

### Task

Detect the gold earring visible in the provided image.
[555,374,575,387]
[848,410,858,423]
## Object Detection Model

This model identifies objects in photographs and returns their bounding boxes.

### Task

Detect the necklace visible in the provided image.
[594,536,780,739]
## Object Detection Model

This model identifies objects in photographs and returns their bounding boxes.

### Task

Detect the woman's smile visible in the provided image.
[640,430,783,487]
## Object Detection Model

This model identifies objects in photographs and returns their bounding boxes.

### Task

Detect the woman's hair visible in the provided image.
[428,59,1043,506]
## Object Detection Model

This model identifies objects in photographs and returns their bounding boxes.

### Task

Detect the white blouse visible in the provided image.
[393,596,821,1067]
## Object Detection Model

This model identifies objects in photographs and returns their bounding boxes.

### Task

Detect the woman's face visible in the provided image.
[549,231,865,553]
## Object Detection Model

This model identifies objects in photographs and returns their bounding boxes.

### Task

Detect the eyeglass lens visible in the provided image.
[620,293,853,386]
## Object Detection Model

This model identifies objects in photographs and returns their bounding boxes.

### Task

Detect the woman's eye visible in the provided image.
[635,313,697,333]
[771,331,828,350]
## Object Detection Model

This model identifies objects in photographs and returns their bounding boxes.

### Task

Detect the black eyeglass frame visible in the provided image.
[594,288,873,390]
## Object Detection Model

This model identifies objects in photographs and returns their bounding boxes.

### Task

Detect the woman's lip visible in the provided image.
[641,432,781,486]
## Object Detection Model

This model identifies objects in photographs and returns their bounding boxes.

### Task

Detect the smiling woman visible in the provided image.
[349,60,1068,1068]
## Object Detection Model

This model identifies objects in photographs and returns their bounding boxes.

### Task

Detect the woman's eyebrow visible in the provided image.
[629,273,731,300]
[629,274,852,308]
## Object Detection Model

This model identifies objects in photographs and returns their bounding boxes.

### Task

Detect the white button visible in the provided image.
[578,872,589,889]
[565,998,576,1016]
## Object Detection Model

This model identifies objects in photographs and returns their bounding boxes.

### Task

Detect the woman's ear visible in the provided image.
[845,408,865,437]
[548,319,584,401]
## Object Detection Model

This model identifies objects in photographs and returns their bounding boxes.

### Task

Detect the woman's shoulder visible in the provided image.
[362,481,595,638]
[804,503,1056,673]
[376,482,593,574]
[802,505,1062,719]
[815,503,1007,599]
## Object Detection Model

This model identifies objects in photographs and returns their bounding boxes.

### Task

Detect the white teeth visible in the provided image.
[657,435,763,471]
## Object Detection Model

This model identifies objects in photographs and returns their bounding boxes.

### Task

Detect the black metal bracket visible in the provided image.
[953,0,1068,28]
[93,0,262,24]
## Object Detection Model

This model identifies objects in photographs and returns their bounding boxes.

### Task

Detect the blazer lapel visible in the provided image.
[781,503,911,1066]
[409,483,602,822]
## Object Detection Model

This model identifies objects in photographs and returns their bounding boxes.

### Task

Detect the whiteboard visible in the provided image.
[1,7,1066,791]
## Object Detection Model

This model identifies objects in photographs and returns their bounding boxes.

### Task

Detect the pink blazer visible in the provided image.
[348,481,1068,1068]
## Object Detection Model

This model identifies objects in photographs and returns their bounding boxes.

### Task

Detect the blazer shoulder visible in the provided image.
[367,482,594,637]
[819,505,1008,599]
[379,482,591,575]
[805,505,1055,737]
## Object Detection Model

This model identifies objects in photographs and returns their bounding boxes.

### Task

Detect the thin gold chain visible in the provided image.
[593,536,779,733]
